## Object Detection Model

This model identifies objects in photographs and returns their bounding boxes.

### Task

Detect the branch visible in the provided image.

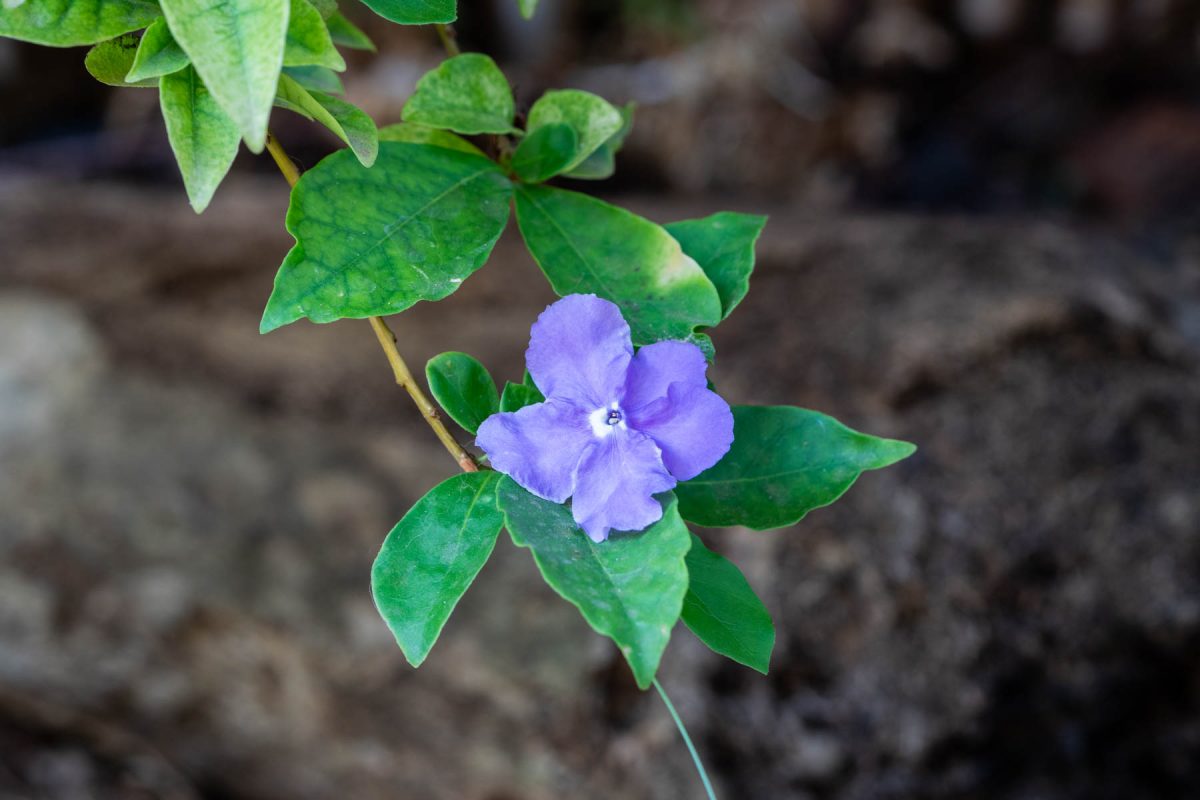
[264,131,480,473]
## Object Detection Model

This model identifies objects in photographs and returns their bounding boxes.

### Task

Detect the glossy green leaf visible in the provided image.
[261,142,512,333]
[284,0,346,70]
[526,89,623,173]
[326,11,375,50]
[564,102,634,181]
[0,0,158,46]
[511,123,578,183]
[498,381,543,412]
[284,65,344,94]
[402,53,515,135]
[359,0,455,25]
[125,17,189,83]
[159,0,289,152]
[372,471,503,667]
[518,0,538,20]
[160,66,242,214]
[499,478,691,689]
[426,352,499,435]
[677,406,917,530]
[378,122,484,156]
[665,212,766,319]
[275,73,377,166]
[514,184,722,344]
[85,34,156,88]
[682,534,774,674]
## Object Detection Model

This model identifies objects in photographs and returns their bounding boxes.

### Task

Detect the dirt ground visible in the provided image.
[1,173,1198,799]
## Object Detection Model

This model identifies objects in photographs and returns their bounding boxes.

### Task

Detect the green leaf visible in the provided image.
[284,0,346,71]
[85,34,157,88]
[160,66,242,214]
[563,102,634,181]
[676,406,917,530]
[275,73,377,166]
[0,0,158,46]
[686,331,716,363]
[518,0,538,20]
[514,184,722,344]
[682,534,774,674]
[359,0,455,25]
[308,0,337,17]
[498,381,543,412]
[284,65,344,94]
[378,122,484,156]
[261,142,512,333]
[372,471,503,667]
[498,478,691,689]
[526,89,623,174]
[401,53,515,135]
[125,17,190,83]
[326,11,375,50]
[665,212,766,319]
[511,123,578,183]
[159,0,289,153]
[426,352,499,435]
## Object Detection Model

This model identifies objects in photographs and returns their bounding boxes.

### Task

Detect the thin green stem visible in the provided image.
[653,678,718,800]
[434,23,461,56]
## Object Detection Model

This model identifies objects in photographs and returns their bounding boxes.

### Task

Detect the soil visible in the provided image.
[1,174,1198,799]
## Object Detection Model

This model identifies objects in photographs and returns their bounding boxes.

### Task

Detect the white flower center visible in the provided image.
[588,402,625,438]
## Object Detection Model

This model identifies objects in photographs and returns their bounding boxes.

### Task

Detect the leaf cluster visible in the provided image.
[2,1,916,690]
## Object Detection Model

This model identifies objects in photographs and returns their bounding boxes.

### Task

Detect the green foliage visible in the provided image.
[275,73,377,166]
[526,90,624,174]
[402,53,516,135]
[426,352,499,435]
[498,381,543,412]
[159,0,289,152]
[511,123,579,183]
[564,102,634,180]
[284,0,346,71]
[160,66,242,214]
[0,0,158,46]
[676,406,916,530]
[665,212,766,319]
[514,184,722,344]
[283,65,344,94]
[261,142,512,332]
[126,18,190,84]
[681,534,774,674]
[308,0,337,17]
[378,122,484,155]
[371,471,504,667]
[499,478,691,689]
[12,0,918,735]
[85,35,156,88]
[326,12,375,50]
[359,0,456,25]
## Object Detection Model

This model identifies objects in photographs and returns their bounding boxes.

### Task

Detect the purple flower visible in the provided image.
[477,294,734,542]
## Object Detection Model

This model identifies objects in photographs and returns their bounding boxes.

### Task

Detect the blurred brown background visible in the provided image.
[2,1,1199,798]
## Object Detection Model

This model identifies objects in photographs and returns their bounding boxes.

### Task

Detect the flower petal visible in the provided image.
[571,427,676,542]
[526,294,632,407]
[476,400,592,503]
[627,383,733,481]
[622,340,708,414]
